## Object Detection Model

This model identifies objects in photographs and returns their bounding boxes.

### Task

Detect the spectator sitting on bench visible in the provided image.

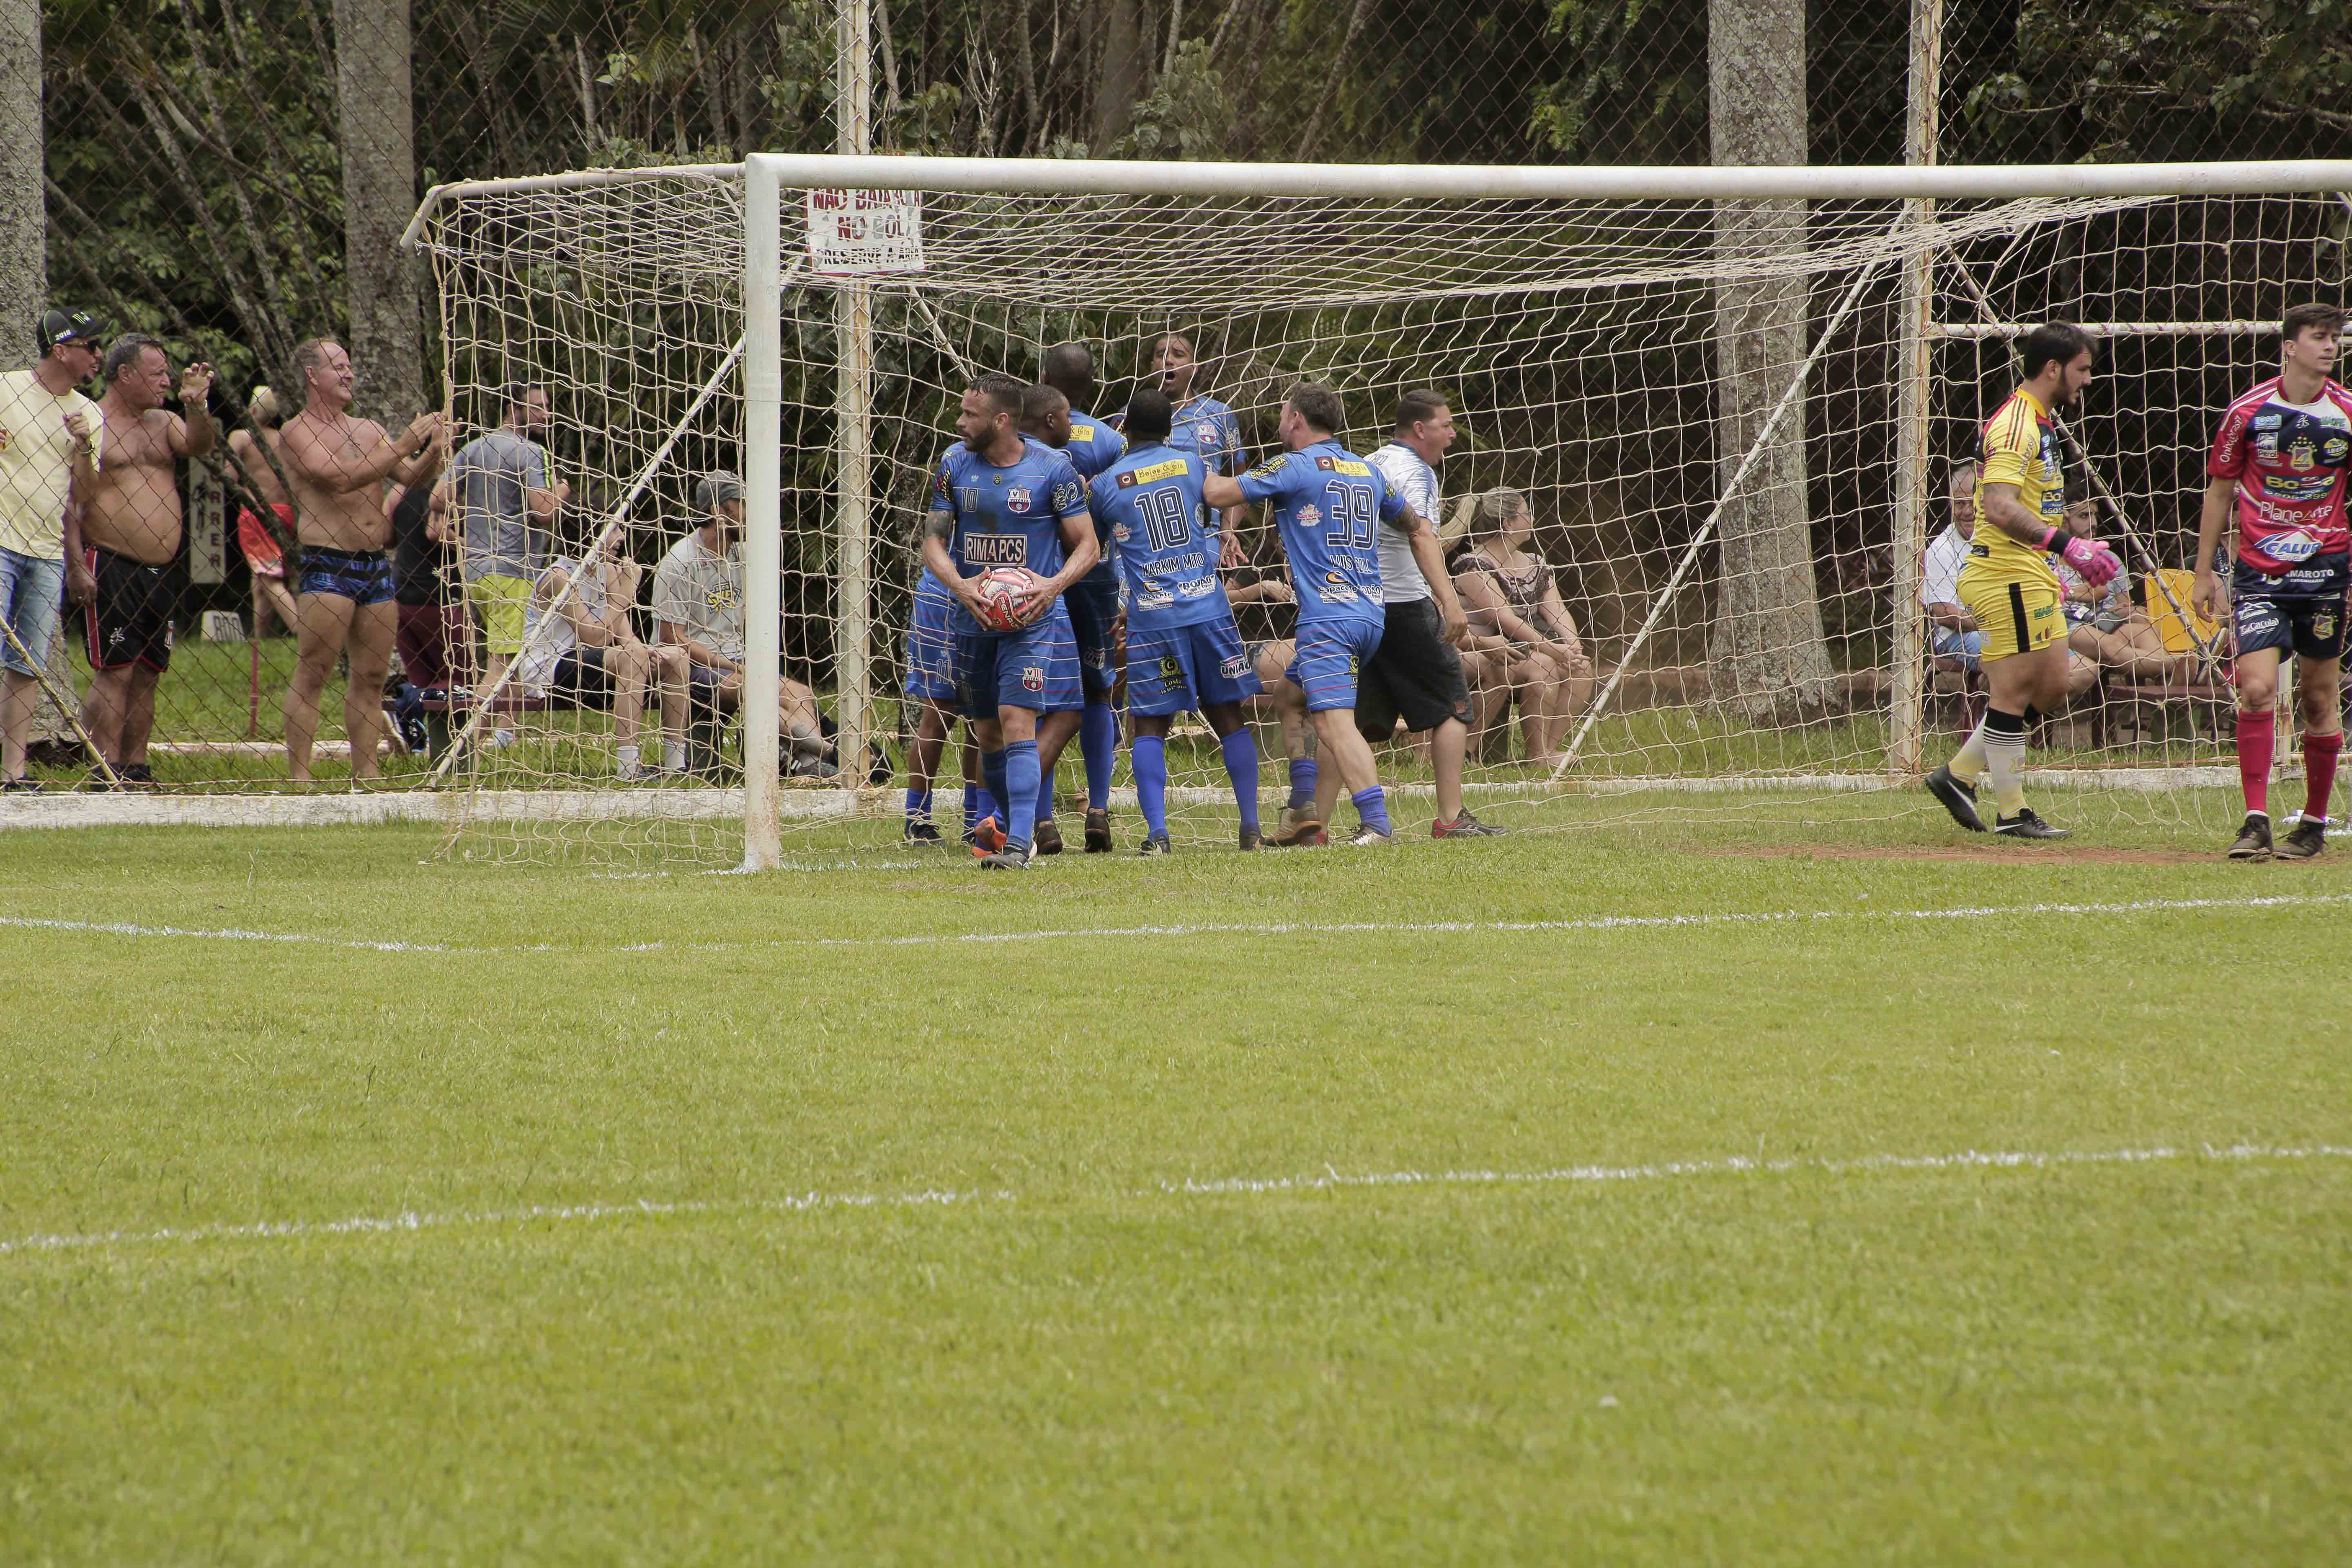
[652,471,836,779]
[1922,459,1986,670]
[2051,497,2192,684]
[518,533,690,781]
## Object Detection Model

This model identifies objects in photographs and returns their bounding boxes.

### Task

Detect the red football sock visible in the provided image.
[2238,711,2275,815]
[2304,729,2343,824]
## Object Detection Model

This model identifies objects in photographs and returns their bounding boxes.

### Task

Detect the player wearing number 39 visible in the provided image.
[921,377,1100,871]
[1924,323,2116,841]
[1093,388,1264,854]
[1203,381,1427,847]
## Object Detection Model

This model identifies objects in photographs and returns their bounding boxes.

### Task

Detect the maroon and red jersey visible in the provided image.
[2206,376,2352,575]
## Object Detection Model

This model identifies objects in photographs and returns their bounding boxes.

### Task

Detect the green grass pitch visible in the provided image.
[3,792,2348,1561]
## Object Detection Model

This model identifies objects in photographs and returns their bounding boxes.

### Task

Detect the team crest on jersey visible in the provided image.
[2290,438,2317,471]
[1112,523,1131,542]
[1020,665,1044,692]
[1007,487,1032,513]
[1195,421,1218,445]
[1296,504,1321,526]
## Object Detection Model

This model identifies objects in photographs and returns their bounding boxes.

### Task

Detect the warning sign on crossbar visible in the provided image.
[806,189,925,274]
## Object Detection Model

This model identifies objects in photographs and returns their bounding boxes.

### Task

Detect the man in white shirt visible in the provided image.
[518,541,690,780]
[1921,459,1984,669]
[1361,390,1488,837]
[0,310,106,791]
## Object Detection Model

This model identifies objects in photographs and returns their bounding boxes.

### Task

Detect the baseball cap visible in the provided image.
[37,308,111,353]
[695,471,744,512]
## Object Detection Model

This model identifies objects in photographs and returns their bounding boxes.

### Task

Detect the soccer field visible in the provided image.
[4,795,2349,1561]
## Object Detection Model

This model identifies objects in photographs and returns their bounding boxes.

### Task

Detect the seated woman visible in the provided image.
[2053,498,2189,684]
[1448,488,1595,764]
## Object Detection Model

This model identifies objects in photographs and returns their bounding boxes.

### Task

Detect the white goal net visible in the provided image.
[406,158,2352,866]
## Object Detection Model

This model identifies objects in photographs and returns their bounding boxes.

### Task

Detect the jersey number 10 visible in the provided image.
[1323,481,1375,550]
[1138,484,1195,552]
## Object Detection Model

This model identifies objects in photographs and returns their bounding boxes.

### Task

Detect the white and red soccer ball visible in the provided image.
[973,567,1045,631]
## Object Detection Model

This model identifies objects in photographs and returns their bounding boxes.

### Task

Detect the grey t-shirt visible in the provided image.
[1365,442,1437,603]
[653,530,744,666]
[452,428,551,582]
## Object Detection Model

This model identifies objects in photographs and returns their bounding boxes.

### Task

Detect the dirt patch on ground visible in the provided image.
[1704,843,2223,867]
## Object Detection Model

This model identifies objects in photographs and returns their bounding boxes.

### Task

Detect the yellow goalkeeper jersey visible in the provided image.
[1969,386,2066,579]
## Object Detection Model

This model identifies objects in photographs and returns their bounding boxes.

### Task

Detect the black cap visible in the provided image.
[37,308,111,353]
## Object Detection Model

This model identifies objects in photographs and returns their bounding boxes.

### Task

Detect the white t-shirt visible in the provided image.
[517,556,609,688]
[653,530,745,666]
[1365,442,1435,603]
[0,369,102,559]
[1920,524,1970,609]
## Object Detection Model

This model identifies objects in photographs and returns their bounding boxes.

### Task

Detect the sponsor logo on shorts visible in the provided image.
[1020,665,1045,693]
[1131,458,1187,484]
[1219,654,1247,678]
[1007,487,1032,513]
[2031,603,2055,620]
[2238,606,2283,635]
[1158,655,1182,684]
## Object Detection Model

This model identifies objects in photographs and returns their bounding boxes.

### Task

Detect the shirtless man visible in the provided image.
[77,335,214,786]
[276,339,446,782]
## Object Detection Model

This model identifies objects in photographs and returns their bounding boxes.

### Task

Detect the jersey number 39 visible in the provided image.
[1323,481,1375,550]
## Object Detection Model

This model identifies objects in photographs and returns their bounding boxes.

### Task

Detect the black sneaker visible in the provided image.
[2274,817,2328,860]
[976,844,1031,871]
[82,766,116,792]
[2226,813,2273,861]
[1431,808,1506,839]
[118,763,156,791]
[903,818,944,846]
[1083,807,1113,853]
[1924,764,1986,832]
[1237,824,1264,852]
[1993,807,2069,840]
[1,775,40,793]
[1032,817,1065,856]
[1137,833,1172,857]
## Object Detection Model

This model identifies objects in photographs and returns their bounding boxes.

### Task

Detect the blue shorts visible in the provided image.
[903,571,958,703]
[1286,616,1384,713]
[954,603,1082,718]
[298,546,396,607]
[1125,617,1263,717]
[1064,570,1121,699]
[0,546,65,678]
[2231,554,2350,664]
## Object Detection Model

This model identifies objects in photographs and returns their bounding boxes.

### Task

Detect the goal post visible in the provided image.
[403,154,2352,866]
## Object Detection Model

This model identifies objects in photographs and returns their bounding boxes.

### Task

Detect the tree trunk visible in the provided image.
[1091,0,1142,151]
[334,0,426,419]
[1708,0,1833,720]
[0,0,42,367]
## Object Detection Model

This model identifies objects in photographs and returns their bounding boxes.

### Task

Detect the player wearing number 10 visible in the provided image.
[1093,388,1264,853]
[1204,382,1413,847]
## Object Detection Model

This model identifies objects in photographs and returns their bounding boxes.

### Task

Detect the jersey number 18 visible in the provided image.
[1138,484,1194,552]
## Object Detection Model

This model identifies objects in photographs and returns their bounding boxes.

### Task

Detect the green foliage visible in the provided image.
[1113,40,1236,162]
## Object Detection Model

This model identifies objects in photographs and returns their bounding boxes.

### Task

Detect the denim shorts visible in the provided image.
[0,547,65,677]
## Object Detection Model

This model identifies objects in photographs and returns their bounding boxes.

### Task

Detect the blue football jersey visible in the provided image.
[927,437,1089,628]
[1091,443,1231,632]
[1170,395,1245,476]
[1061,408,1127,481]
[1237,439,1403,624]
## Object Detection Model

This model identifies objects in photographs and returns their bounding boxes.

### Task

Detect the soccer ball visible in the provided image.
[973,567,1044,631]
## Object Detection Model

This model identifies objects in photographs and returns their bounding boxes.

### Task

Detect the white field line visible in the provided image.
[5,1145,2344,1261]
[4,890,2352,958]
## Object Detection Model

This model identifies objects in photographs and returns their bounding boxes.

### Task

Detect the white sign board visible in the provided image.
[805,189,925,275]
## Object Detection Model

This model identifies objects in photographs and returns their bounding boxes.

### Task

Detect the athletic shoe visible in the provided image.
[1924,763,1986,833]
[1345,825,1394,847]
[785,753,840,780]
[1032,817,1065,856]
[1277,804,1317,840]
[1237,824,1264,852]
[1270,813,1325,848]
[2227,813,2274,861]
[1084,807,1113,853]
[1,775,41,793]
[116,763,156,791]
[81,766,116,792]
[968,815,1008,858]
[1137,833,1173,856]
[1993,807,2069,840]
[617,758,650,782]
[1431,809,1506,839]
[976,844,1031,871]
[903,818,944,846]
[2274,817,2328,860]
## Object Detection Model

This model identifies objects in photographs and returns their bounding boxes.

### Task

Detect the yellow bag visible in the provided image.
[2145,568,2221,653]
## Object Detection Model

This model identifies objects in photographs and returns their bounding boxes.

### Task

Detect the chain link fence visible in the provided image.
[6,0,2346,792]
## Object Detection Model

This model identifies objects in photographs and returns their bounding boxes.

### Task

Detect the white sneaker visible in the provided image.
[1345,825,1394,847]
[617,758,648,782]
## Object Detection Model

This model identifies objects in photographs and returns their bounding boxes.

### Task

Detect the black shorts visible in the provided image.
[1355,598,1471,740]
[2232,554,2350,664]
[550,648,615,710]
[83,547,180,673]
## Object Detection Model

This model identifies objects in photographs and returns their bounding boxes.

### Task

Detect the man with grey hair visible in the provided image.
[653,471,834,777]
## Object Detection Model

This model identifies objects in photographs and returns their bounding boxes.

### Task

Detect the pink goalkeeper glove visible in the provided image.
[2060,535,2121,588]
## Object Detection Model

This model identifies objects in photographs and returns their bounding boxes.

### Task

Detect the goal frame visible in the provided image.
[400,155,2352,869]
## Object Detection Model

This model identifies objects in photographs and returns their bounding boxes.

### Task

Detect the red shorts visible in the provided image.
[236,504,293,580]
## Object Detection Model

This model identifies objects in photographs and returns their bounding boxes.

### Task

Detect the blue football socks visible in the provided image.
[1351,785,1391,837]
[1220,728,1261,830]
[905,787,934,823]
[1081,700,1118,812]
[981,748,1010,832]
[1002,739,1042,853]
[1035,765,1056,823]
[1288,757,1318,811]
[1133,735,1169,839]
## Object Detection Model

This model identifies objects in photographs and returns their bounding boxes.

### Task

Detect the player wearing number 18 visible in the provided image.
[1093,388,1264,853]
[921,378,1100,870]
[1923,324,2116,841]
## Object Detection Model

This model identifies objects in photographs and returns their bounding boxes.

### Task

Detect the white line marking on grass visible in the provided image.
[6,1146,2346,1262]
[0,1187,1009,1258]
[7,890,2351,958]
